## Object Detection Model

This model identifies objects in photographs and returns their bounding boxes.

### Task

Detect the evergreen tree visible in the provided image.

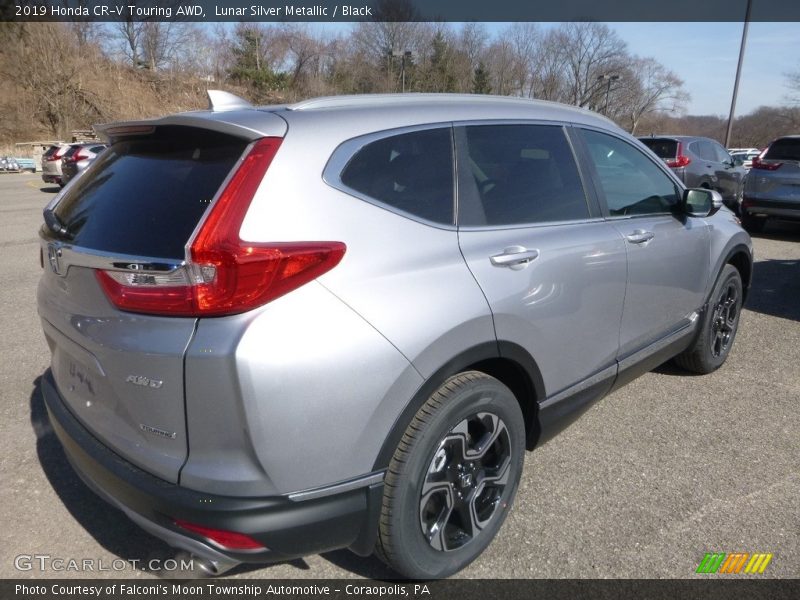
[473,61,491,94]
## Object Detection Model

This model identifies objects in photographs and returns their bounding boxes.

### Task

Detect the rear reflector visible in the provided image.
[96,137,346,317]
[173,519,266,551]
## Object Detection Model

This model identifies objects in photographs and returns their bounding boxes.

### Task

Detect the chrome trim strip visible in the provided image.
[287,471,385,502]
[38,238,184,277]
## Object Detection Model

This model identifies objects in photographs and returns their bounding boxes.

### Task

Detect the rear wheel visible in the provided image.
[674,264,743,374]
[375,371,525,579]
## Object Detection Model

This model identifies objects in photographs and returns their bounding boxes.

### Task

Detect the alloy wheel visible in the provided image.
[710,281,739,357]
[419,412,512,552]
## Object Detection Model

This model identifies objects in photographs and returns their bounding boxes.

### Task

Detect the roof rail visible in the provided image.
[207,90,253,112]
[288,93,542,111]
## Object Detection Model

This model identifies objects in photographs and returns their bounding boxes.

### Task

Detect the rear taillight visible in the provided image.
[96,137,346,317]
[665,142,691,168]
[751,155,781,171]
[173,519,266,551]
[72,148,89,162]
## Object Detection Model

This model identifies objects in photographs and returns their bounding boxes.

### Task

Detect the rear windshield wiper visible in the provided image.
[43,208,69,237]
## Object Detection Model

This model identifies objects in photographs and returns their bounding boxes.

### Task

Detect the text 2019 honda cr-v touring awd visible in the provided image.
[38,91,752,578]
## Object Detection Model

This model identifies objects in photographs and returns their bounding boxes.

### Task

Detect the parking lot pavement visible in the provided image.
[0,171,797,580]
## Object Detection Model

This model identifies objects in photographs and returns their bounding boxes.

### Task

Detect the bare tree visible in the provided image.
[785,67,800,105]
[530,28,567,101]
[616,57,689,134]
[555,23,628,108]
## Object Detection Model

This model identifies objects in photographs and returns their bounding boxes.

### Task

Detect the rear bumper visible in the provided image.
[741,197,800,220]
[41,173,61,184]
[42,370,382,567]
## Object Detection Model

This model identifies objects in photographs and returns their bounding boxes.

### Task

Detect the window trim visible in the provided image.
[573,126,687,221]
[453,120,601,230]
[322,122,458,230]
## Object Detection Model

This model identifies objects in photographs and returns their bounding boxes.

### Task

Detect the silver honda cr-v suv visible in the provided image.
[38,92,752,579]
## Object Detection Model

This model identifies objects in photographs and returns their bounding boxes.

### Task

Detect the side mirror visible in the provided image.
[683,188,723,217]
[732,158,744,167]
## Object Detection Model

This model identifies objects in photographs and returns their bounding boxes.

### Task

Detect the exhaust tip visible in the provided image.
[168,551,239,578]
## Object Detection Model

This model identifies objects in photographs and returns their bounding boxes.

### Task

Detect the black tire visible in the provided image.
[674,264,743,374]
[741,211,766,233]
[375,371,525,579]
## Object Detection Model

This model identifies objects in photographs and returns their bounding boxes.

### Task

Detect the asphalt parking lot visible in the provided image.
[0,171,797,580]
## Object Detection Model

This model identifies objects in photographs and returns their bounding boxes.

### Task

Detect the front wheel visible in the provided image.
[674,264,743,374]
[375,371,525,579]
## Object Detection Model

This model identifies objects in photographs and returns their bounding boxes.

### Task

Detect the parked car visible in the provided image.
[14,157,37,172]
[60,142,106,185]
[38,92,752,579]
[730,149,760,170]
[639,135,747,212]
[741,135,800,232]
[727,147,760,155]
[41,143,69,185]
[0,156,20,172]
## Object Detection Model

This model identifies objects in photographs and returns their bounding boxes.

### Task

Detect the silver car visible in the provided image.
[741,136,800,232]
[639,135,747,212]
[38,92,752,579]
[41,143,69,186]
[60,142,107,186]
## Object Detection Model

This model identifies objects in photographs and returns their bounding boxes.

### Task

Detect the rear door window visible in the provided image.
[339,127,454,225]
[456,124,590,226]
[51,126,248,259]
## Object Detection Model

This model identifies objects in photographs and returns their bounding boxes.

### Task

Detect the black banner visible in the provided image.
[3,579,800,600]
[4,0,800,23]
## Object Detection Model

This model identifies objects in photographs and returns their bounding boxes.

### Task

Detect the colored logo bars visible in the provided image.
[696,552,773,574]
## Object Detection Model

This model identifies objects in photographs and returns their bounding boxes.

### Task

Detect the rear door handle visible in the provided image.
[490,246,540,269]
[625,230,655,244]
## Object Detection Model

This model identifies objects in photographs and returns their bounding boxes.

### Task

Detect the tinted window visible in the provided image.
[340,128,453,224]
[63,145,81,158]
[582,129,679,216]
[639,138,677,159]
[52,126,247,258]
[712,142,732,163]
[765,138,800,161]
[458,125,589,226]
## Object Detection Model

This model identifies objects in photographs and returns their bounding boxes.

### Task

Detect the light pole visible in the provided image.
[597,74,621,116]
[390,50,413,92]
[725,0,752,148]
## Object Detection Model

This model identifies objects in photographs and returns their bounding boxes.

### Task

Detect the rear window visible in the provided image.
[63,145,81,158]
[43,146,59,159]
[340,127,454,225]
[764,138,800,161]
[639,138,678,159]
[52,127,247,258]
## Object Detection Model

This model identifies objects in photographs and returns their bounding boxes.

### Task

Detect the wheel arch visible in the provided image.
[726,246,752,303]
[371,341,545,473]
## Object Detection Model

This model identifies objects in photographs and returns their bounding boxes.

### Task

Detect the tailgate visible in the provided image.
[38,263,195,483]
[35,118,285,483]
